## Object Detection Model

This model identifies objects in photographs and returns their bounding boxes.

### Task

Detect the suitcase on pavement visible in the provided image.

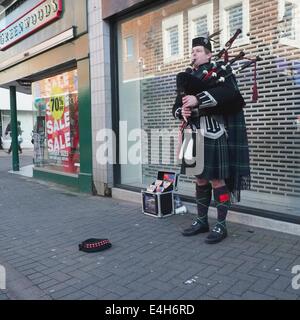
[142,171,179,218]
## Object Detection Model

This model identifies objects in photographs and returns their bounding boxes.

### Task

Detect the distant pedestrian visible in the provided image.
[0,135,3,150]
[6,121,23,154]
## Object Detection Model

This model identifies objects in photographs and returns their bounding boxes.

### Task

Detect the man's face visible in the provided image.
[191,46,212,68]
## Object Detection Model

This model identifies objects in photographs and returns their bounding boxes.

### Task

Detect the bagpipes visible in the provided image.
[174,29,262,125]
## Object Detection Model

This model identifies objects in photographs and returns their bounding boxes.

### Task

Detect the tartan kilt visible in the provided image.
[180,131,230,179]
[194,133,230,180]
[179,110,250,200]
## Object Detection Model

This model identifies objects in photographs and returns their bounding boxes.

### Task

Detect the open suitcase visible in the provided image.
[142,171,179,218]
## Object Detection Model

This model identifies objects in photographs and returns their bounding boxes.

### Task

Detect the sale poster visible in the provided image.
[46,88,71,162]
[32,70,79,173]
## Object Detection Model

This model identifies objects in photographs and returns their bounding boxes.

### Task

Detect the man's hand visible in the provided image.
[182,95,198,119]
[182,95,198,108]
[181,105,191,119]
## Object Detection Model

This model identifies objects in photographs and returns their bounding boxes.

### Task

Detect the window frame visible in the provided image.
[162,12,184,64]
[219,0,250,48]
[278,0,300,48]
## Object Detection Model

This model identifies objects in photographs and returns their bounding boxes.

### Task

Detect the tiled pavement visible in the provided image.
[0,150,300,300]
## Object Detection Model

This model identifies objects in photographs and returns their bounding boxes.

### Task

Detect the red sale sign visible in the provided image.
[46,92,71,163]
[33,70,79,173]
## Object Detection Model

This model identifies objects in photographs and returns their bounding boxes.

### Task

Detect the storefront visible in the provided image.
[95,0,300,224]
[0,0,93,192]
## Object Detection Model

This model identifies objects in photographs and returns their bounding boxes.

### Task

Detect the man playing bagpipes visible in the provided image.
[172,35,251,244]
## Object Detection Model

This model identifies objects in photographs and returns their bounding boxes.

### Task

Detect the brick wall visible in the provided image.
[244,0,300,198]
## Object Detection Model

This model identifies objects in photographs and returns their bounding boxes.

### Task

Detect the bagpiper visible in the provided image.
[173,35,251,244]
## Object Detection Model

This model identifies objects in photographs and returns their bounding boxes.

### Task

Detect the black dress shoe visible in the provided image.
[182,220,209,236]
[205,223,227,244]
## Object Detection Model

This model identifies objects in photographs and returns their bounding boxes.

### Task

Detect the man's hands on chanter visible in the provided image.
[182,95,198,119]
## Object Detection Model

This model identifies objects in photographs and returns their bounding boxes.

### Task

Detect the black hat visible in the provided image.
[79,238,112,252]
[192,37,212,52]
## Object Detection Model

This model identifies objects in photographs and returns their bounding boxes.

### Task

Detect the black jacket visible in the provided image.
[172,62,245,120]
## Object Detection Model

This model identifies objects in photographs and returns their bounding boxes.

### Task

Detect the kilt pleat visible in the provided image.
[195,133,229,180]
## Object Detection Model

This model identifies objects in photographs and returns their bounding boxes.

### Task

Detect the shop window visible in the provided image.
[188,2,213,48]
[219,0,249,47]
[32,70,80,174]
[162,13,183,63]
[115,0,300,218]
[278,0,300,48]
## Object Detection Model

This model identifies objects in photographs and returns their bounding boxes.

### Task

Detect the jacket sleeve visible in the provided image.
[172,95,184,120]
